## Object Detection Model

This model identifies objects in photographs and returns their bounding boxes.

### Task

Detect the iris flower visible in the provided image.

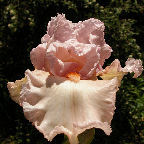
[7,14,143,144]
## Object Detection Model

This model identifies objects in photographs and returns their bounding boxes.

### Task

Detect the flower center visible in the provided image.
[66,72,80,82]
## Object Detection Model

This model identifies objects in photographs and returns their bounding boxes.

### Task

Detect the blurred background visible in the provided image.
[0,0,144,144]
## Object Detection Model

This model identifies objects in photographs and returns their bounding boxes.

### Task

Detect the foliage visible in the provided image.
[0,0,144,143]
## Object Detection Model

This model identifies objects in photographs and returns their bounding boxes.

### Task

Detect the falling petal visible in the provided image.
[97,59,125,85]
[7,77,27,104]
[123,58,143,78]
[97,58,143,85]
[15,69,119,144]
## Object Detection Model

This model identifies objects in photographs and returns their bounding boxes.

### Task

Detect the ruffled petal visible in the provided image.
[76,18,105,45]
[99,44,112,66]
[97,59,124,85]
[75,18,112,73]
[44,39,100,78]
[97,58,143,85]
[45,53,79,76]
[7,78,27,104]
[7,13,143,144]
[30,43,47,70]
[47,14,75,42]
[30,14,112,79]
[123,58,143,78]
[19,69,119,144]
[41,34,50,43]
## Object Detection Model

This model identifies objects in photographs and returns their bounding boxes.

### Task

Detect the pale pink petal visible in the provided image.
[123,58,143,78]
[79,45,100,78]
[97,58,143,85]
[41,34,50,43]
[75,18,112,72]
[7,78,27,104]
[44,39,101,78]
[31,14,112,79]
[44,41,80,76]
[19,70,119,144]
[99,44,112,66]
[76,18,105,45]
[7,14,143,144]
[97,59,124,86]
[30,43,47,70]
[45,53,79,76]
[47,14,74,42]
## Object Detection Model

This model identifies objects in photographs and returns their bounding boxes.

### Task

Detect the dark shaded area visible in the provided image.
[0,0,144,144]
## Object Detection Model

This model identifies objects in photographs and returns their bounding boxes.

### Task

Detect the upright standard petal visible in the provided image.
[44,39,101,78]
[30,43,47,70]
[30,14,112,79]
[47,14,75,42]
[76,18,105,45]
[19,70,119,144]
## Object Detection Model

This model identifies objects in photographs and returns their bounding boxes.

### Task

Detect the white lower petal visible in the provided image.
[19,69,119,144]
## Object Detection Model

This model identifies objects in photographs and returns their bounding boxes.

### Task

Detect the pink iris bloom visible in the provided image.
[7,14,143,144]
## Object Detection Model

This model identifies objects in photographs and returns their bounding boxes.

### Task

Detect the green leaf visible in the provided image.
[62,135,70,144]
[78,128,95,144]
[62,128,95,144]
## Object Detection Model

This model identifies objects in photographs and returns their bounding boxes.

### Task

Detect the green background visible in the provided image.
[0,0,144,144]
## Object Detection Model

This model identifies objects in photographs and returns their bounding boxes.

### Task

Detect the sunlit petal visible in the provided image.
[18,70,119,144]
